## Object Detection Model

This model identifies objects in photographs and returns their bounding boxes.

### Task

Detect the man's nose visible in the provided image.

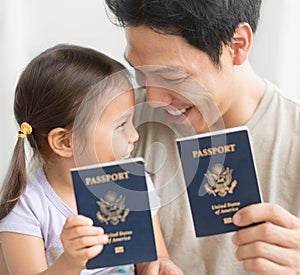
[145,86,173,108]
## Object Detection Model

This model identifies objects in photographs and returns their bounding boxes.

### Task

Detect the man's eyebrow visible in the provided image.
[123,56,183,74]
[123,54,186,75]
[149,66,181,74]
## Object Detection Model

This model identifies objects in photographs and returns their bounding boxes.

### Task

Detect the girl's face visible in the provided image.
[89,89,139,163]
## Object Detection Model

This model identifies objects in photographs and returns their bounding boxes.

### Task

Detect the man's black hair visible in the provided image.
[105,0,262,65]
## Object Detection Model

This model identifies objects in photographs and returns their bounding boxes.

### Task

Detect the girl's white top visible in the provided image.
[0,168,160,274]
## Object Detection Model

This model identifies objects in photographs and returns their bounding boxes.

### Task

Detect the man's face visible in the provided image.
[125,25,236,134]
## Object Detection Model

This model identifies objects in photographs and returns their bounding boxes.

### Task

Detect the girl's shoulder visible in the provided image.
[0,168,48,237]
[24,167,73,218]
[0,167,72,238]
[18,168,51,209]
[26,167,48,194]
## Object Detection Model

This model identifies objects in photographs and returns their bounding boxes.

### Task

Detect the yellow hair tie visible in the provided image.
[18,122,32,139]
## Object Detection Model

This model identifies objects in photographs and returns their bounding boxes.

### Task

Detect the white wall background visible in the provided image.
[250,0,300,102]
[1,0,300,185]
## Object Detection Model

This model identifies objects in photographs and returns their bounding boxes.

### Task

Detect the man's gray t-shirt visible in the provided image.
[133,81,300,275]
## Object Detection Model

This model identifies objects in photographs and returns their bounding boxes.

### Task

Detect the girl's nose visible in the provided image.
[130,128,139,144]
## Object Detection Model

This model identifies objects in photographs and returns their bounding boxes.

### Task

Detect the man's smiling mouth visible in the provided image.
[165,106,193,117]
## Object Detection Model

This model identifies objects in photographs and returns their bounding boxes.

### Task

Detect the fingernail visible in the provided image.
[233,213,241,225]
[99,227,104,234]
[87,218,93,226]
[103,234,109,243]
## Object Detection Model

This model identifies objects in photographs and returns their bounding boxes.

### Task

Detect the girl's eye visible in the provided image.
[162,77,185,83]
[116,121,127,129]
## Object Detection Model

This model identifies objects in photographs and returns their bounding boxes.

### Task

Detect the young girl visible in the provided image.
[0,45,182,275]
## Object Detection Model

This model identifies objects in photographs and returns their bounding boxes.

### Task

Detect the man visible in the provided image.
[105,0,300,274]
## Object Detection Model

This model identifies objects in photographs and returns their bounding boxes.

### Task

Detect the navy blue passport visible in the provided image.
[71,157,157,269]
[176,126,262,237]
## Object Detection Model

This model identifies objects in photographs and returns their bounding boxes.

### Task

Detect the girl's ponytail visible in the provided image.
[0,122,32,220]
[0,44,127,220]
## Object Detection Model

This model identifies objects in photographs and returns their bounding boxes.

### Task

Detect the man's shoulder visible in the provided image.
[269,81,300,111]
[273,86,300,128]
[257,81,300,129]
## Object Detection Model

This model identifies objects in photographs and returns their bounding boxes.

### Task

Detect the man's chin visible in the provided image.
[176,120,214,136]
[163,109,187,124]
[170,122,198,136]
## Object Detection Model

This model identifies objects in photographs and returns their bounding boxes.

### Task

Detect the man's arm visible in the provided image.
[0,242,9,275]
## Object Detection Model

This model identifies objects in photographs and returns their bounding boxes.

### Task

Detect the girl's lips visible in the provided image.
[163,106,193,123]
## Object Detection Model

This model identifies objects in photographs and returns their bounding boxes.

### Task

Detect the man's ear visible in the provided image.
[48,128,73,158]
[229,22,253,65]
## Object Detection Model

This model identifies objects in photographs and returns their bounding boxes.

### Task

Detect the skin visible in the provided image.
[125,24,300,274]
[125,24,265,134]
[74,88,140,166]
[0,245,8,274]
[0,89,183,275]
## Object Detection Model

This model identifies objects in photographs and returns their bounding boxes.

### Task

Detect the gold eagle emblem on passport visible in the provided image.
[96,191,130,225]
[204,163,237,197]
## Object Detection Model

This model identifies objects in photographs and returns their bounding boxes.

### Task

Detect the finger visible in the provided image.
[235,241,300,269]
[241,257,297,275]
[233,203,300,229]
[63,225,105,241]
[63,215,93,229]
[76,244,105,261]
[232,222,300,248]
[146,261,159,275]
[74,234,108,250]
[157,259,184,275]
[64,233,108,250]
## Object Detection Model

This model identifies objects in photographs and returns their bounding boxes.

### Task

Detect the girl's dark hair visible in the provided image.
[105,0,262,65]
[0,44,127,220]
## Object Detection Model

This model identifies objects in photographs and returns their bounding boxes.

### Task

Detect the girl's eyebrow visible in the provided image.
[115,110,133,122]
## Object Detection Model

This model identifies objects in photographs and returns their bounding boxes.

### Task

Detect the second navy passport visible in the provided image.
[177,126,262,237]
[71,157,157,269]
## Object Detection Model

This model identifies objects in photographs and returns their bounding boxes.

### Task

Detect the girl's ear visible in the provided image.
[48,128,73,158]
[229,22,253,66]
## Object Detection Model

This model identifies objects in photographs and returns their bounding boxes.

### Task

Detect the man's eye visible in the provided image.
[160,74,189,84]
[162,77,185,83]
